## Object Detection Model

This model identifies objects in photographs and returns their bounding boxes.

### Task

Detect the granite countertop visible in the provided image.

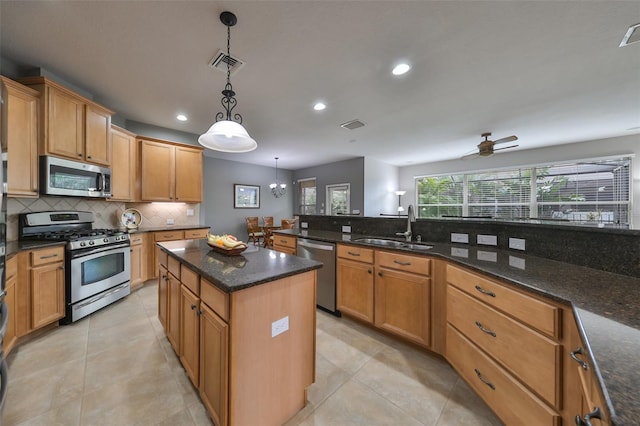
[274,228,639,425]
[123,225,210,234]
[157,239,322,293]
[6,240,67,257]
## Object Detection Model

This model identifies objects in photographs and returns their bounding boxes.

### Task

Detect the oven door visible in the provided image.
[69,243,130,304]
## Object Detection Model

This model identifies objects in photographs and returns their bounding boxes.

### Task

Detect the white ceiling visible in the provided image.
[1,1,639,170]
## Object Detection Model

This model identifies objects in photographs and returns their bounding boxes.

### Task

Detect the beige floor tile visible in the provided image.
[86,314,157,355]
[307,353,352,406]
[436,379,503,426]
[12,397,82,426]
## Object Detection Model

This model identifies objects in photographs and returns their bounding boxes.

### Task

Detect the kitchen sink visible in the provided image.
[353,238,432,251]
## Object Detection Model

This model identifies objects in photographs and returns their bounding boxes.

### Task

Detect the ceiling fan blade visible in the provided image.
[461,152,480,160]
[493,144,519,152]
[493,135,518,145]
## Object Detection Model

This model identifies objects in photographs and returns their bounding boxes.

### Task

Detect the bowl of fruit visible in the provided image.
[207,233,248,256]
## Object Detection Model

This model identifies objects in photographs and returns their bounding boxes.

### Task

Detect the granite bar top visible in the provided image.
[157,239,322,293]
[275,229,640,425]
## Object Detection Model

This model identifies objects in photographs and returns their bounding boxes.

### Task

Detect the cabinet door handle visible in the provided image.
[191,304,197,310]
[475,321,497,337]
[393,259,411,266]
[570,347,589,370]
[39,254,59,260]
[347,251,360,257]
[474,285,496,297]
[575,407,601,426]
[474,368,495,390]
[367,269,372,274]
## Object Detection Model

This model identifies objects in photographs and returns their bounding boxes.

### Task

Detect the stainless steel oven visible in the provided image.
[68,241,130,322]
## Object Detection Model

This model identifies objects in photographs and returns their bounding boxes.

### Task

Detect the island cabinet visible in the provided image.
[1,76,39,198]
[337,245,432,347]
[109,125,137,201]
[18,76,113,166]
[273,234,297,255]
[16,246,66,336]
[157,240,318,426]
[139,137,203,202]
[445,263,563,425]
[150,230,209,280]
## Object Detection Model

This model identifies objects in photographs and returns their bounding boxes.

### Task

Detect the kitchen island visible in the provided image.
[156,239,322,426]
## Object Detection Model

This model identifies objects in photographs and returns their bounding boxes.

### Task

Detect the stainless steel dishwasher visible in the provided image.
[297,238,339,315]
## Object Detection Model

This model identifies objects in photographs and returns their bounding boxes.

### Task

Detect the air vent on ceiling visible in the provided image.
[620,23,640,47]
[208,49,246,75]
[340,119,366,130]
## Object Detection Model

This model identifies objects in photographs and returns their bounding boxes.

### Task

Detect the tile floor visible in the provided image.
[3,281,501,426]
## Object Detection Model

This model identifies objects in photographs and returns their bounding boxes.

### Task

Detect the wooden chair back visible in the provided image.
[262,216,274,227]
[281,218,297,230]
[245,216,263,245]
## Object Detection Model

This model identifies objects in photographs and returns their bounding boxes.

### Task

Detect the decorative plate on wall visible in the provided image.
[121,208,142,229]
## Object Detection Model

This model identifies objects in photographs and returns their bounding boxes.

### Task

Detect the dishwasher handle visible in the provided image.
[298,239,335,251]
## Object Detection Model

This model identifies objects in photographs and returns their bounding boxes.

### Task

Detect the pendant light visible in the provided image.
[198,11,257,153]
[270,157,286,198]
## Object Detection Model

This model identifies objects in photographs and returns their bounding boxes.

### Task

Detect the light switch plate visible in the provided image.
[166,218,175,225]
[352,209,360,215]
[301,222,308,229]
[477,234,497,246]
[186,209,194,217]
[342,225,352,233]
[271,316,289,338]
[451,233,469,244]
[509,237,526,251]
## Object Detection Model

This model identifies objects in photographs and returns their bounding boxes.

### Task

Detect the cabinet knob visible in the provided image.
[78,153,82,157]
[87,155,92,159]
[191,304,196,310]
[368,269,372,274]
[377,271,383,277]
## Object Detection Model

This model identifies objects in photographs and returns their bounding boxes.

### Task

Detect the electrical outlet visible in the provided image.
[451,233,469,244]
[186,209,194,217]
[301,222,308,229]
[477,234,497,246]
[342,225,352,233]
[271,316,289,338]
[352,209,360,215]
[509,237,526,251]
[166,218,175,225]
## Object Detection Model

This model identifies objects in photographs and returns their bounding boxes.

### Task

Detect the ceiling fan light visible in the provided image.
[198,120,257,152]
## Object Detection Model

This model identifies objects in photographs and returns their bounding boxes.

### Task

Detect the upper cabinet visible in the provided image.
[18,76,113,166]
[1,76,39,198]
[139,136,203,202]
[110,125,138,202]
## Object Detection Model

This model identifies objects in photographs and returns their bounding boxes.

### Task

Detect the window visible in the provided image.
[416,156,632,227]
[326,183,350,215]
[298,178,316,214]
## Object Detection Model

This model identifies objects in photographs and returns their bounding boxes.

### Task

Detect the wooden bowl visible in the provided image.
[207,241,248,256]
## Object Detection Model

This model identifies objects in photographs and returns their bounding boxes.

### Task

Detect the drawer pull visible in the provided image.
[570,347,589,370]
[474,368,495,390]
[575,407,601,426]
[393,259,412,266]
[39,254,59,260]
[347,251,361,257]
[474,285,496,297]
[475,321,497,337]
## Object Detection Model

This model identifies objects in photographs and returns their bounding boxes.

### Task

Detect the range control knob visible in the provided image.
[89,240,95,246]
[80,241,86,247]
[103,238,109,243]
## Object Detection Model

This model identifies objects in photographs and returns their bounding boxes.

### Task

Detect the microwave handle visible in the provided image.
[97,173,104,191]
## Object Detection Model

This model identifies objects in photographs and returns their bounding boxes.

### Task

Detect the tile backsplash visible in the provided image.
[7,197,201,241]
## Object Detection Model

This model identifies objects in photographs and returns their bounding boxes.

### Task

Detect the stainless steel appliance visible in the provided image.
[0,75,9,415]
[40,155,112,198]
[19,211,130,323]
[297,238,339,315]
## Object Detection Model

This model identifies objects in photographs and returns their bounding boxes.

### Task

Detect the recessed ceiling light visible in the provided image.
[176,114,188,121]
[392,63,411,76]
[313,102,326,111]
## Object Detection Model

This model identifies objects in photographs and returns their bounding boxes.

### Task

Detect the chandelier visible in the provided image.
[198,11,257,153]
[270,157,287,198]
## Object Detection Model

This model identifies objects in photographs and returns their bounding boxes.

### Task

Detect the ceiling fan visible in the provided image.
[461,132,519,160]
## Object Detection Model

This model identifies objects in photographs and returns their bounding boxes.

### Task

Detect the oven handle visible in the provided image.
[74,282,129,309]
[0,356,7,413]
[0,301,8,340]
[70,242,130,259]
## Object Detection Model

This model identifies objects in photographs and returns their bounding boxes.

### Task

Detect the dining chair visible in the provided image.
[280,218,297,229]
[262,216,274,227]
[245,216,264,245]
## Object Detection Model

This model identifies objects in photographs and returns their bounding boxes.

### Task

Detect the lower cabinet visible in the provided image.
[158,265,168,330]
[166,271,181,353]
[272,234,297,255]
[336,245,375,323]
[199,302,229,426]
[129,233,148,290]
[3,255,18,355]
[16,246,66,336]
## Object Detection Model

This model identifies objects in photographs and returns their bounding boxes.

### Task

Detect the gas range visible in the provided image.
[18,211,129,249]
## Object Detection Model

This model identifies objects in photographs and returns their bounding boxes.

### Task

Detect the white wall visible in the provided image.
[364,158,400,217]
[398,134,640,229]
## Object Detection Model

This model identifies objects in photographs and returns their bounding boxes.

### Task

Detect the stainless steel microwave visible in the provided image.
[40,156,112,198]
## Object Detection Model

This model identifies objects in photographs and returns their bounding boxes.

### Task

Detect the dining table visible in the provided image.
[262,224,282,247]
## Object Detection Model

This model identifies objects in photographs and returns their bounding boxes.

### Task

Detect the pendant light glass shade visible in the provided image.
[198,120,257,153]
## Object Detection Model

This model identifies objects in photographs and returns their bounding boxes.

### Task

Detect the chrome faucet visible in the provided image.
[396,204,416,242]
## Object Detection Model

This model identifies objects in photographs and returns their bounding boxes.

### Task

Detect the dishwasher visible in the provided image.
[297,238,339,315]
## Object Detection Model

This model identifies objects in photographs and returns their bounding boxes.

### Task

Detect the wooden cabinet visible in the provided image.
[110,125,137,201]
[151,231,185,279]
[166,270,181,353]
[18,76,113,166]
[337,245,375,323]
[199,301,229,426]
[273,234,297,255]
[185,228,209,239]
[1,76,39,198]
[129,233,148,290]
[17,246,66,333]
[445,263,563,424]
[139,137,203,202]
[375,251,431,347]
[3,256,18,355]
[158,264,169,330]
[181,283,200,387]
